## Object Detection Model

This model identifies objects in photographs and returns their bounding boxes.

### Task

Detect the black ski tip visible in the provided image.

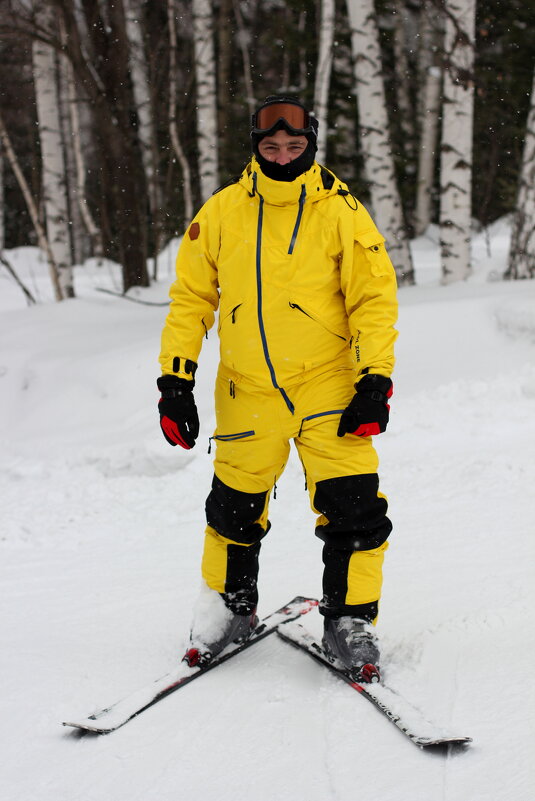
[418,735,473,750]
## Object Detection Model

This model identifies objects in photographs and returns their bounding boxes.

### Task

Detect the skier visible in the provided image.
[158,96,398,682]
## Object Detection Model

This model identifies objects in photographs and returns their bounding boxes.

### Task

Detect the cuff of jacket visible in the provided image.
[169,356,197,381]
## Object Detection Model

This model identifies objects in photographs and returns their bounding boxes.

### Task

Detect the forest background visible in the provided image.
[0,0,534,301]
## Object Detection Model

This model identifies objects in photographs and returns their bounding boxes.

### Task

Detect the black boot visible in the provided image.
[322,616,380,683]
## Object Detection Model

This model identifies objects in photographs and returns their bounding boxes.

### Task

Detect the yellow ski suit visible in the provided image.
[160,158,398,620]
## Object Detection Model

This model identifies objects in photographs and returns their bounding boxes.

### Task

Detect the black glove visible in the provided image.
[337,374,393,438]
[157,374,199,449]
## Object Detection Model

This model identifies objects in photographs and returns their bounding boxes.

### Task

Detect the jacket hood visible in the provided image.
[238,157,349,207]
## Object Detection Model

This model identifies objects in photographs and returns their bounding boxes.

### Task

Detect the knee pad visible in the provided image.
[314,473,392,551]
[205,474,270,545]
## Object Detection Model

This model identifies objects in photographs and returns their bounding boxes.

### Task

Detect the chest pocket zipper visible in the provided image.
[219,303,242,332]
[289,302,347,341]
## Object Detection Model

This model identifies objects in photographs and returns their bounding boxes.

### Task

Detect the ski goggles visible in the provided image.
[251,102,317,137]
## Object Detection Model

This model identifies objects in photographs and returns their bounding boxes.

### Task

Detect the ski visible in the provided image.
[277,621,472,750]
[63,596,318,734]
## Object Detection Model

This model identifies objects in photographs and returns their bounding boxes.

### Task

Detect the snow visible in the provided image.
[1,221,534,800]
[189,581,242,649]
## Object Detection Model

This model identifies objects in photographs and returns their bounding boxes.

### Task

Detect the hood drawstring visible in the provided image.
[337,187,358,210]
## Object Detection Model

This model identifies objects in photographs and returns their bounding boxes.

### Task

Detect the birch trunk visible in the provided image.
[0,112,62,301]
[32,1,73,298]
[314,0,335,164]
[217,0,233,145]
[124,0,161,218]
[0,148,4,251]
[414,1,444,235]
[61,42,104,258]
[332,43,357,185]
[57,29,90,266]
[392,2,415,158]
[297,10,307,94]
[414,66,442,235]
[59,0,150,292]
[192,0,219,200]
[168,0,193,223]
[233,0,255,117]
[439,0,476,284]
[505,67,535,280]
[346,0,414,285]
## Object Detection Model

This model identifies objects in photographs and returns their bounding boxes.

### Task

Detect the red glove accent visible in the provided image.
[352,422,381,437]
[160,415,192,449]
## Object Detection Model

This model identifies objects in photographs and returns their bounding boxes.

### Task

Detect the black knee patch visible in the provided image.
[205,474,269,545]
[313,473,392,551]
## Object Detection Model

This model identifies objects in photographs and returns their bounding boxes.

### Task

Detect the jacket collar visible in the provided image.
[240,158,338,206]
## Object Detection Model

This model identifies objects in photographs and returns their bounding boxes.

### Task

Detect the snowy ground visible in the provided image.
[1,221,534,800]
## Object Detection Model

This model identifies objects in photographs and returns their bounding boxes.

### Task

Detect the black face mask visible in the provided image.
[254,140,317,182]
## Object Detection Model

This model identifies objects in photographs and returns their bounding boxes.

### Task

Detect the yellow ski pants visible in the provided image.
[202,364,392,620]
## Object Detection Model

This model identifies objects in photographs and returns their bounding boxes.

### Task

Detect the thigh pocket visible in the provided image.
[298,410,345,437]
[209,430,256,452]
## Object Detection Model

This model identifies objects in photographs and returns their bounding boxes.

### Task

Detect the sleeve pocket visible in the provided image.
[354,231,392,277]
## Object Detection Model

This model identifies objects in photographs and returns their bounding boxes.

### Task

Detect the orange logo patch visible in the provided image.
[189,222,200,240]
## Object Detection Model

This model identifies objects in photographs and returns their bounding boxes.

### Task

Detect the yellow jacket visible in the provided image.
[160,158,398,412]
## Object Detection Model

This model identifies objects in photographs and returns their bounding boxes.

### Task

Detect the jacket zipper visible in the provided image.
[288,184,306,254]
[254,178,295,414]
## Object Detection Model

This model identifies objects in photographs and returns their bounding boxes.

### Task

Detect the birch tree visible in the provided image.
[217,0,233,146]
[192,0,219,200]
[313,0,335,164]
[392,2,416,160]
[233,0,255,117]
[413,2,445,236]
[346,0,414,285]
[439,0,476,284]
[168,0,193,223]
[414,65,442,235]
[56,43,82,265]
[59,35,104,259]
[124,0,161,227]
[331,42,358,185]
[0,147,3,251]
[58,0,150,291]
[0,111,63,300]
[32,0,73,298]
[505,67,535,280]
